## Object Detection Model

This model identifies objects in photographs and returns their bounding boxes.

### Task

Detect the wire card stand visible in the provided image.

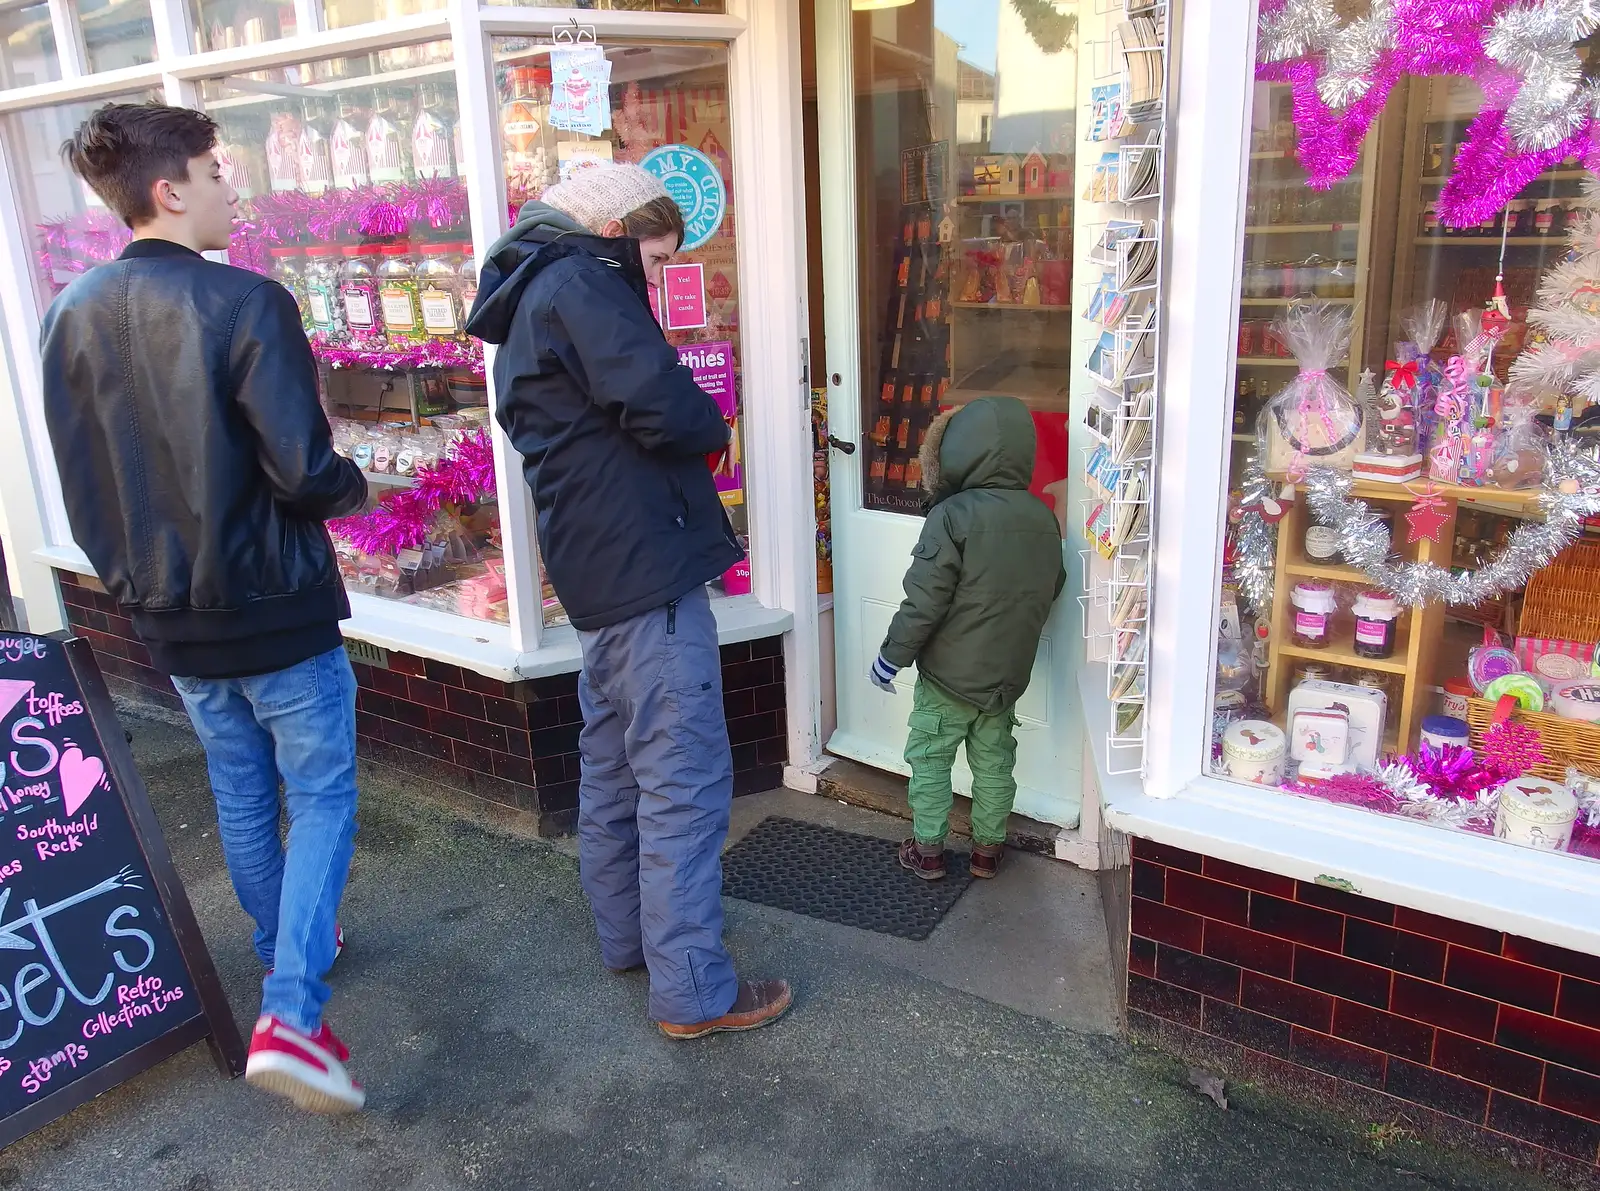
[1078,0,1170,774]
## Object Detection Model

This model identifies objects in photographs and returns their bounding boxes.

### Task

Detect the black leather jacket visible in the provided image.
[40,239,367,678]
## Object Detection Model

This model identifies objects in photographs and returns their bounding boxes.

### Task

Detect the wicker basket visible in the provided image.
[1519,538,1600,643]
[1465,696,1600,782]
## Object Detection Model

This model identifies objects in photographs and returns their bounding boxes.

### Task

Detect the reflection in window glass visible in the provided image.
[191,0,297,52]
[492,37,741,627]
[80,0,156,73]
[322,0,445,32]
[0,4,58,89]
[204,42,507,625]
[11,92,161,311]
[848,0,1074,528]
[1211,55,1600,866]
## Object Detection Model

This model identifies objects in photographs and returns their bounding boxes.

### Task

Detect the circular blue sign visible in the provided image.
[640,145,727,251]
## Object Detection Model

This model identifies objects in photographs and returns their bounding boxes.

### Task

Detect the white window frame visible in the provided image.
[0,0,819,774]
[1104,0,1600,957]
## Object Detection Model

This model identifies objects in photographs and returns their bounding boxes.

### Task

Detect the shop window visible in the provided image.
[0,4,59,89]
[79,0,157,73]
[491,37,743,627]
[9,90,162,313]
[190,0,299,52]
[322,0,446,32]
[1209,37,1600,862]
[201,40,508,625]
[847,0,1073,530]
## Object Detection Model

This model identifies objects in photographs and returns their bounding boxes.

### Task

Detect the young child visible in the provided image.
[870,395,1066,880]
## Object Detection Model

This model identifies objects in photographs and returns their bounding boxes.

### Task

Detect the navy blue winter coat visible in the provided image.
[466,205,742,631]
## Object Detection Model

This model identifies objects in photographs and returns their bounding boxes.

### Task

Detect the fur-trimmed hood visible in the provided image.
[919,395,1037,505]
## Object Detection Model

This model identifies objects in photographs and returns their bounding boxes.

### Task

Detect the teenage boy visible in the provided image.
[42,102,369,1113]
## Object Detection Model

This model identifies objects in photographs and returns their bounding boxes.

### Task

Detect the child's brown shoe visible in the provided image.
[970,843,1004,879]
[898,838,947,881]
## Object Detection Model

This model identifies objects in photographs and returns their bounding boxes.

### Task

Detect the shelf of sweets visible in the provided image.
[1244,223,1355,235]
[1414,236,1570,247]
[310,335,482,372]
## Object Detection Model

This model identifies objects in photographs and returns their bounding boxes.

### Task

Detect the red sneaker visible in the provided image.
[246,1015,365,1113]
[333,923,345,963]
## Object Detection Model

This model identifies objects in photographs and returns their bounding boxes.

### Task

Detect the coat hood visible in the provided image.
[919,395,1036,504]
[465,200,644,344]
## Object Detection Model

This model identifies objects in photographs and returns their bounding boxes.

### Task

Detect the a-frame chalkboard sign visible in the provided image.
[0,633,244,1147]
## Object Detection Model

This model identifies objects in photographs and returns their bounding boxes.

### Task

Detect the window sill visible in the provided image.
[1102,762,1600,958]
[39,545,794,683]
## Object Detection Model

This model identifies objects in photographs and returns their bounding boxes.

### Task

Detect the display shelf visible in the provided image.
[1239,296,1356,306]
[205,61,456,111]
[1237,357,1306,366]
[1282,558,1372,583]
[1250,149,1298,160]
[364,471,419,489]
[1419,169,1587,184]
[1412,236,1563,246]
[1266,471,1545,513]
[1264,483,1455,752]
[951,301,1072,313]
[1276,629,1414,676]
[956,192,1073,205]
[1244,223,1352,234]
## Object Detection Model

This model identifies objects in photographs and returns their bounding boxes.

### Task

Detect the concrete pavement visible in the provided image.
[0,709,1577,1191]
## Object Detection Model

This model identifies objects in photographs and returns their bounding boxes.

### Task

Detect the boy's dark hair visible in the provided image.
[61,102,219,229]
[622,196,686,250]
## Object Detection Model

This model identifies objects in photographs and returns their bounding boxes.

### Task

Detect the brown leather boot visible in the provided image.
[657,979,793,1040]
[970,843,1004,879]
[898,838,947,881]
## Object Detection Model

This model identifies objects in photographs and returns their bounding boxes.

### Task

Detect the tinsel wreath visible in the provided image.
[329,428,497,555]
[1294,445,1600,607]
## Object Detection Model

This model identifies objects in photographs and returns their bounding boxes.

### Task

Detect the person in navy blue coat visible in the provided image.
[468,165,791,1038]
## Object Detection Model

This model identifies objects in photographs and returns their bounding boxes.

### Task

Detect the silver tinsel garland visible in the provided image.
[1257,0,1342,65]
[1233,453,1280,616]
[1298,442,1600,607]
[1485,0,1600,151]
[1318,0,1396,109]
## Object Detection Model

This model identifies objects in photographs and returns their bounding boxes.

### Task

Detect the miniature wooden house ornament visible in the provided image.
[1023,150,1048,194]
[972,155,1003,195]
[998,154,1022,195]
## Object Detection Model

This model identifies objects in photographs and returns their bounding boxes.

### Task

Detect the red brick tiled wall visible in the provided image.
[57,571,789,836]
[1127,838,1600,1173]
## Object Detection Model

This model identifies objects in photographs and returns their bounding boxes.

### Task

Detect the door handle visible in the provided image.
[828,436,857,455]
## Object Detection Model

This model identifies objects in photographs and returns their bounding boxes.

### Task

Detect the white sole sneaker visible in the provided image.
[247,1052,366,1114]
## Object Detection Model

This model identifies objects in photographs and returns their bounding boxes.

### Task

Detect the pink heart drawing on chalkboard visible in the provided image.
[60,747,104,816]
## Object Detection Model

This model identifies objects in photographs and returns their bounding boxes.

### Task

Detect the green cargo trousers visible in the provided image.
[904,677,1018,847]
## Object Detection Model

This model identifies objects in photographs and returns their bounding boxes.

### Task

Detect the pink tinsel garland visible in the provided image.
[311,336,484,376]
[1286,771,1405,814]
[329,427,497,556]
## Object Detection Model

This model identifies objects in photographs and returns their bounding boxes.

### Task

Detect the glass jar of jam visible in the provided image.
[1351,591,1400,659]
[1291,582,1337,649]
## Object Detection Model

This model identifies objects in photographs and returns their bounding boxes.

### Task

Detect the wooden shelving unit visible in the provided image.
[1264,485,1453,753]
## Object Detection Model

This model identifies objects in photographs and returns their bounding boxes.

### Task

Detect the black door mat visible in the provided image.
[721,816,974,940]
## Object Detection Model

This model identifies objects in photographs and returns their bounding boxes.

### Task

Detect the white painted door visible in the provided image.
[813,0,1082,830]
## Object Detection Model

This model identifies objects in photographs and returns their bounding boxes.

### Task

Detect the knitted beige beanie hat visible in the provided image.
[539,164,673,234]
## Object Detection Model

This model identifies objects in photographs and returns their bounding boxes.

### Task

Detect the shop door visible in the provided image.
[814,0,1080,829]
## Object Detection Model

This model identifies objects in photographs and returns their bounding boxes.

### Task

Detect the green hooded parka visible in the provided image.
[878,395,1067,715]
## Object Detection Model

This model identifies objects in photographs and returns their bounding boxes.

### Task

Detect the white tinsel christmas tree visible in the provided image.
[1509,177,1600,407]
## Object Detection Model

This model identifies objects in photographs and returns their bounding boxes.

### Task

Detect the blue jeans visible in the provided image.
[576,586,739,1025]
[173,646,359,1035]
